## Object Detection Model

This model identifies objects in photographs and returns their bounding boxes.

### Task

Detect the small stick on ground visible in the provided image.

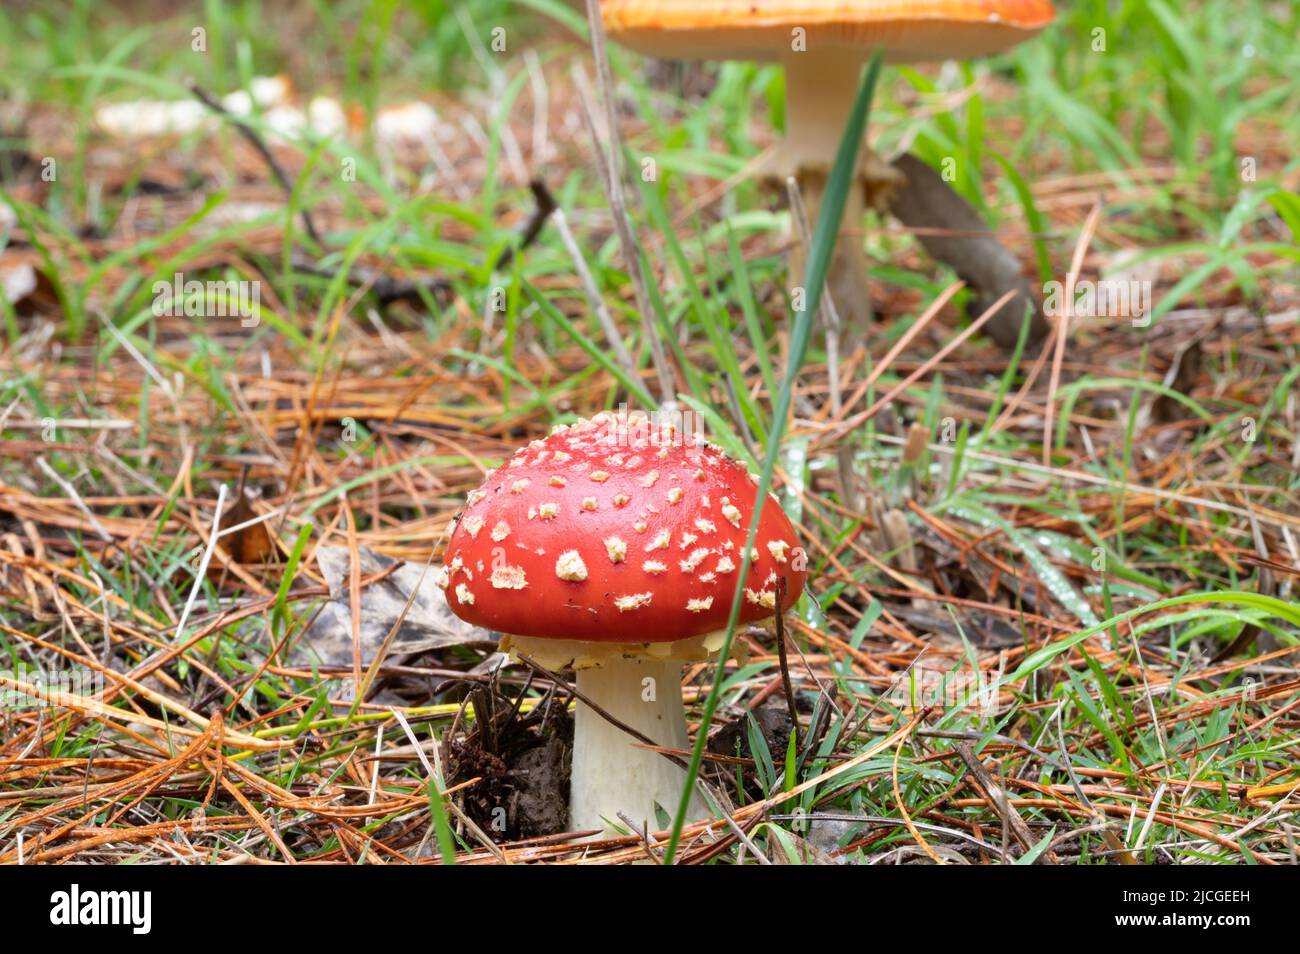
[577,0,676,404]
[291,180,557,304]
[774,578,800,755]
[956,742,1060,864]
[492,180,557,273]
[550,205,640,381]
[34,456,112,542]
[188,80,324,247]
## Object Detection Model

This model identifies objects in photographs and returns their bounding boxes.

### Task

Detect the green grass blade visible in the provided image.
[664,50,884,864]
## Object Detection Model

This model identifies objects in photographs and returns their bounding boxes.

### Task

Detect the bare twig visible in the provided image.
[188,80,324,247]
[956,743,1060,864]
[576,1,675,404]
[550,205,640,380]
[774,579,801,755]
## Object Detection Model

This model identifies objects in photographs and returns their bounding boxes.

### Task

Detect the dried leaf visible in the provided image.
[293,546,494,668]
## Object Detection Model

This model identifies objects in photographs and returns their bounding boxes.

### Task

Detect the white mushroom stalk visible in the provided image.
[781,50,897,335]
[782,51,865,173]
[506,634,715,834]
[572,654,704,833]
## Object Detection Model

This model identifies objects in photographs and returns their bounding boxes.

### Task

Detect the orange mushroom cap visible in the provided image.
[441,413,807,642]
[602,0,1055,62]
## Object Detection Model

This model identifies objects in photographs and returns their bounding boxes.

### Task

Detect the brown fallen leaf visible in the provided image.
[292,546,495,669]
[888,152,1047,350]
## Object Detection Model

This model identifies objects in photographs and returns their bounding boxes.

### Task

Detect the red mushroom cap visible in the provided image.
[440,413,807,642]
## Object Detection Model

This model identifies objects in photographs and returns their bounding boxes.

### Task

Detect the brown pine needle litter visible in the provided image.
[1,1,1299,865]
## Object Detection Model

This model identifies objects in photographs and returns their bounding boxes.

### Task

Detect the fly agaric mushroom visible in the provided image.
[601,0,1055,335]
[440,412,806,833]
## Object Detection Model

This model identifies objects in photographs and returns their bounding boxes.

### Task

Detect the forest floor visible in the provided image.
[1,1,1298,864]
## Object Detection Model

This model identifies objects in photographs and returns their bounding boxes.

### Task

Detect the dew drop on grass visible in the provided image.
[780,434,809,524]
[948,503,1101,630]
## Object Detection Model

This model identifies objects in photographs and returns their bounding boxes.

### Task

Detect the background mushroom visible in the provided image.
[440,413,807,833]
[602,0,1055,339]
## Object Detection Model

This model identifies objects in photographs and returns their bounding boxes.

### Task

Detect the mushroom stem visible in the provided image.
[782,51,864,169]
[782,51,879,335]
[570,655,707,834]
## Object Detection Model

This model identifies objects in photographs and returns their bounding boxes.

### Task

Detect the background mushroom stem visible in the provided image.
[782,51,881,335]
[571,655,708,833]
